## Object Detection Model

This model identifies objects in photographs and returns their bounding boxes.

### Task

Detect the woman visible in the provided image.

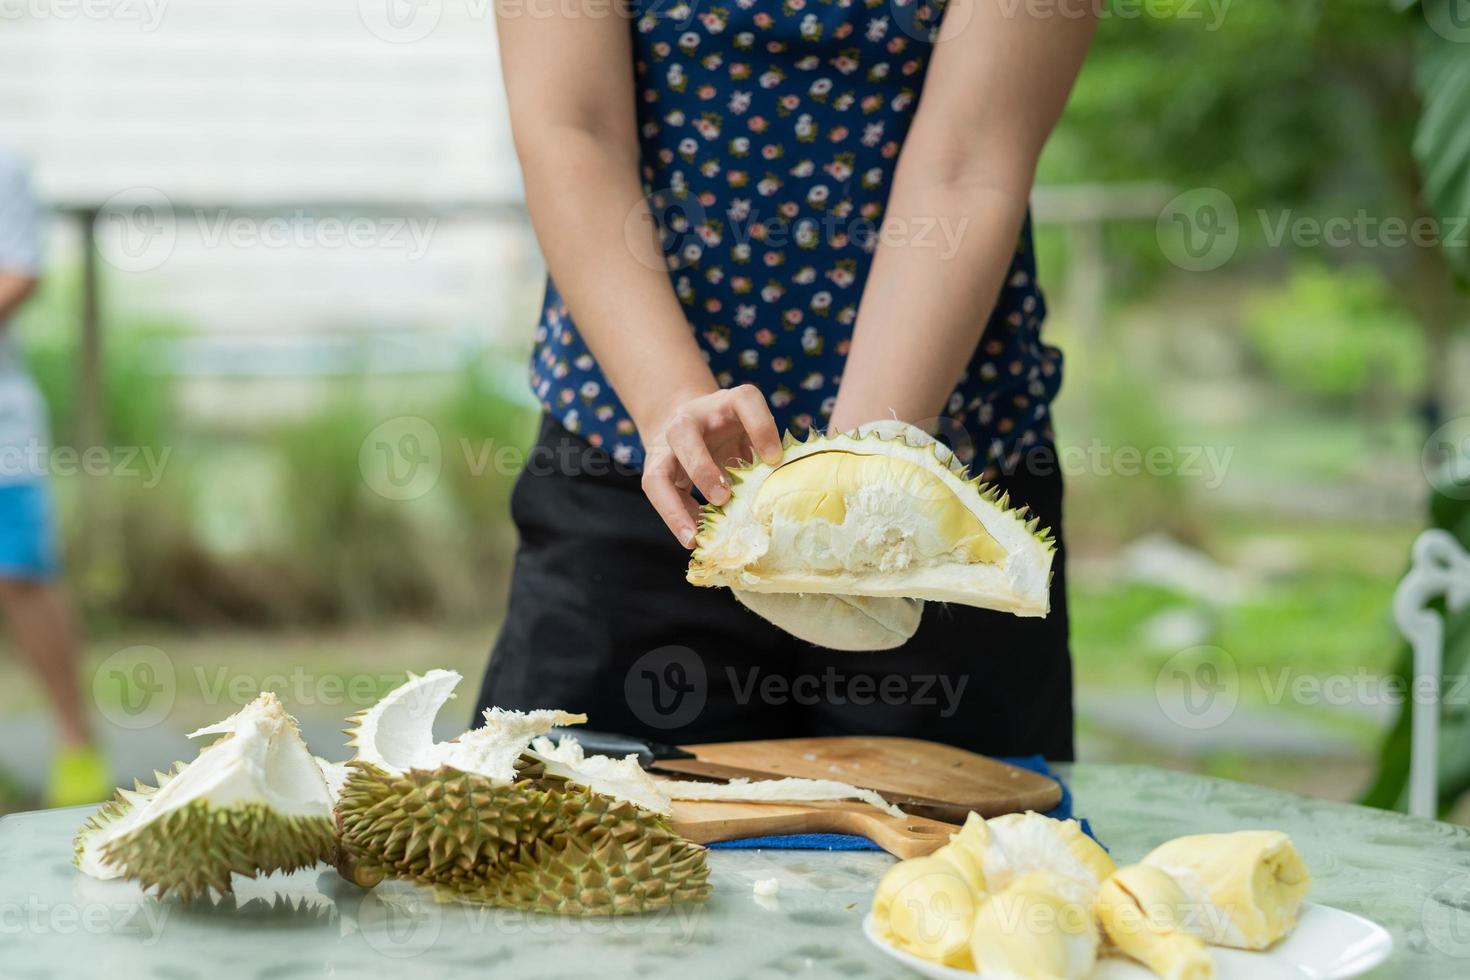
[477,0,1095,760]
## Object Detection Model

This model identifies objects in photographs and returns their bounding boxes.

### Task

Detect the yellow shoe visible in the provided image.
[46,745,112,808]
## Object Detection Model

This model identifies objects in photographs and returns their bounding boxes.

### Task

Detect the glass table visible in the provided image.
[2,763,1467,978]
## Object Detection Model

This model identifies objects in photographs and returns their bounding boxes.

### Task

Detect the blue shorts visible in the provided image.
[0,481,59,581]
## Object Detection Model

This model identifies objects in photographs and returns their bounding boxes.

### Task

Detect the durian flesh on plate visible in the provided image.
[1140,831,1312,951]
[870,810,1113,974]
[334,670,712,915]
[687,420,1055,650]
[74,692,337,903]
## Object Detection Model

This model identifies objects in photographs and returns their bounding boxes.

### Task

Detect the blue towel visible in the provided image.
[707,755,1101,850]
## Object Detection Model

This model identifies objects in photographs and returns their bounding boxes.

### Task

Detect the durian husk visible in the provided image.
[336,762,710,916]
[78,764,336,903]
[688,424,1056,617]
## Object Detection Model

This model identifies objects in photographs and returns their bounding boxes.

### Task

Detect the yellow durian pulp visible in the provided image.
[970,871,1100,980]
[1096,865,1217,980]
[1141,831,1311,951]
[751,450,1007,568]
[872,855,979,968]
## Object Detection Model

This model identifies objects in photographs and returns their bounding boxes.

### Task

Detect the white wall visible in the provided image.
[0,0,543,362]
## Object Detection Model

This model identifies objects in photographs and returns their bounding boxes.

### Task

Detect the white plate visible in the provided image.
[864,903,1393,979]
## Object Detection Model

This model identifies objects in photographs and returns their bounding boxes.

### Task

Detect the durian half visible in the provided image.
[333,671,712,916]
[688,420,1055,650]
[74,692,337,902]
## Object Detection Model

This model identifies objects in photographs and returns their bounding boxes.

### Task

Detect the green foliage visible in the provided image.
[1241,263,1423,404]
[1406,1,1470,284]
[18,315,538,626]
[1050,1,1415,193]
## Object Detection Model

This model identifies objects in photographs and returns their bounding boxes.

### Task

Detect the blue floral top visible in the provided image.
[530,0,1062,475]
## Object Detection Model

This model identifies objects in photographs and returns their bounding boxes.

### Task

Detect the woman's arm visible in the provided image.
[827,0,1096,434]
[496,2,780,545]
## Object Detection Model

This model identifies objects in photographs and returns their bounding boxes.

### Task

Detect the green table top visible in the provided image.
[1,763,1467,978]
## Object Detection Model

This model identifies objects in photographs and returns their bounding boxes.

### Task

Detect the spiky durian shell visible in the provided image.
[335,762,570,888]
[337,763,711,916]
[440,789,711,915]
[73,763,184,869]
[96,798,336,903]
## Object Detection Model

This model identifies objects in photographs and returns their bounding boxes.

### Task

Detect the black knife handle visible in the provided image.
[545,728,696,767]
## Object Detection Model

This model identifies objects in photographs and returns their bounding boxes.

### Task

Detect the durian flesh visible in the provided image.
[871,810,1112,973]
[1096,864,1217,980]
[970,871,1101,980]
[688,421,1055,651]
[1140,831,1311,951]
[74,692,336,902]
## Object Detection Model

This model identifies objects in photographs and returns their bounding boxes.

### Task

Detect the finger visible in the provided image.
[666,414,730,505]
[641,451,702,547]
[728,385,783,464]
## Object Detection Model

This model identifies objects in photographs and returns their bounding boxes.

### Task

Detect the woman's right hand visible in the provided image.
[640,384,784,548]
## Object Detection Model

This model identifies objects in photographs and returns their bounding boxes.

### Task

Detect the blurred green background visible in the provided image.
[0,1,1467,817]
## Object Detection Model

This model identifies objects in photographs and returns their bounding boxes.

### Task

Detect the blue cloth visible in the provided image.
[0,481,60,581]
[530,0,1061,472]
[708,756,1102,850]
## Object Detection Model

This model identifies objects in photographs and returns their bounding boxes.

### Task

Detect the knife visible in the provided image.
[547,728,972,823]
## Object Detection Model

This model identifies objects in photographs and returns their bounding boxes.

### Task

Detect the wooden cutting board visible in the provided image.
[669,798,958,859]
[665,735,1062,818]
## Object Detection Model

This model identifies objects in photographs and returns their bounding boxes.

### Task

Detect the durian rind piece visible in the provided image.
[733,590,923,651]
[343,668,586,782]
[101,799,338,903]
[1141,831,1311,951]
[689,420,1055,617]
[442,787,711,915]
[661,776,905,817]
[338,763,709,915]
[1096,864,1217,980]
[527,736,673,816]
[335,672,710,915]
[335,763,567,888]
[73,692,336,902]
[970,870,1100,980]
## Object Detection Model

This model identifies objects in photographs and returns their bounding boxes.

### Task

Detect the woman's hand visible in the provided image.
[641,384,783,548]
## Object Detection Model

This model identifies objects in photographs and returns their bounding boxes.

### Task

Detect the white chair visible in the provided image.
[1395,529,1470,818]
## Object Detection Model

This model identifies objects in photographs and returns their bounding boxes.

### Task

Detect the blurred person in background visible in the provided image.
[0,144,108,806]
[479,2,1094,758]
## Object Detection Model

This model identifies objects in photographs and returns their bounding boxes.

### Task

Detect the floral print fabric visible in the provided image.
[530,0,1062,475]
